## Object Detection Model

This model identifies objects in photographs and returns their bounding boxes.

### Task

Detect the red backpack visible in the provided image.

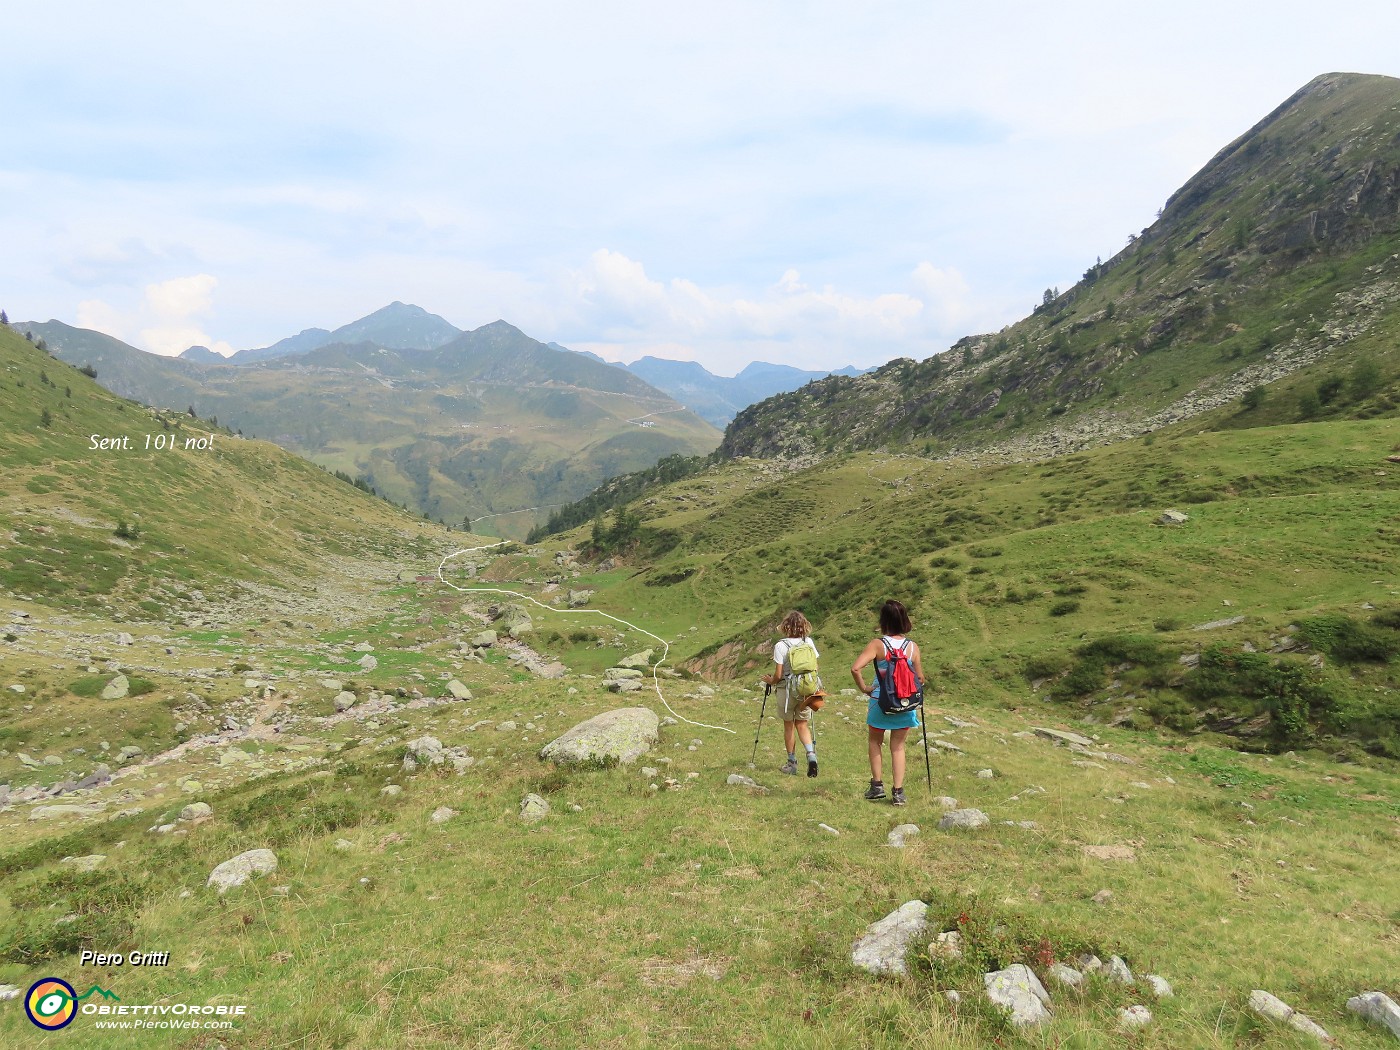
[877,638,923,714]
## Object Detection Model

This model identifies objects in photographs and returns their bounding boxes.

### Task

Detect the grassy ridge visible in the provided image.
[0,323,439,613]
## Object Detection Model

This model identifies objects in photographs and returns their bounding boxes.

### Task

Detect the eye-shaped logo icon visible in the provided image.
[26,978,78,1030]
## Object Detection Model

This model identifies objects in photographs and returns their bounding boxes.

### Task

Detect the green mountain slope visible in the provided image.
[721,72,1400,461]
[0,322,437,616]
[21,319,721,537]
[537,416,1400,757]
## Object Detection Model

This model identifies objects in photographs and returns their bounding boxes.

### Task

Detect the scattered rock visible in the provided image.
[984,964,1052,1027]
[1247,990,1333,1043]
[939,809,989,830]
[603,667,645,681]
[116,632,134,646]
[1158,510,1189,525]
[430,806,456,825]
[1143,975,1173,999]
[1347,992,1400,1041]
[357,654,378,671]
[1119,1005,1153,1029]
[930,930,962,960]
[403,736,444,772]
[1047,963,1083,988]
[539,707,660,766]
[726,774,768,794]
[101,674,130,700]
[60,854,107,872]
[606,679,644,693]
[333,691,357,712]
[218,748,252,766]
[1193,615,1247,632]
[975,768,995,779]
[934,796,959,810]
[0,985,19,1001]
[1076,954,1104,973]
[180,803,212,821]
[207,848,278,893]
[1091,889,1114,905]
[851,900,928,976]
[887,823,920,848]
[618,649,655,669]
[816,823,840,836]
[446,680,473,701]
[519,793,550,823]
[1033,727,1094,747]
[566,589,595,608]
[380,785,403,797]
[1106,956,1134,984]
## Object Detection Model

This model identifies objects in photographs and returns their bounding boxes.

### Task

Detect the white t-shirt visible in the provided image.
[773,637,819,675]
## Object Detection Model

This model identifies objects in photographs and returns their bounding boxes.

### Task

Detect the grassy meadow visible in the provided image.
[1,398,1397,1046]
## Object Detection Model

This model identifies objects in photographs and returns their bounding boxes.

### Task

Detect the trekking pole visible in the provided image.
[920,700,933,793]
[751,682,771,766]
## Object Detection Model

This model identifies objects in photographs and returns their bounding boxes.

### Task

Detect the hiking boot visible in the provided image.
[780,758,798,776]
[807,756,818,778]
[891,788,907,807]
[863,781,886,801]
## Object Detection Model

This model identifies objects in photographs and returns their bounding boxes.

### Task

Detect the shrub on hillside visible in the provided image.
[1298,613,1400,663]
[1184,646,1338,748]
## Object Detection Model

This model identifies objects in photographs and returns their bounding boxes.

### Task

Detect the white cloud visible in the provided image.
[75,298,129,341]
[74,273,230,357]
[143,274,217,322]
[562,250,989,371]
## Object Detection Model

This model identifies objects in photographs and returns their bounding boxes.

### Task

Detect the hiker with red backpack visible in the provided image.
[851,599,925,807]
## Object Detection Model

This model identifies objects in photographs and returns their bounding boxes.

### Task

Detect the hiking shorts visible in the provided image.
[778,679,812,722]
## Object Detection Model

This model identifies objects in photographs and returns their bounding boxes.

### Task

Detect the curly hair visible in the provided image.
[779,610,812,638]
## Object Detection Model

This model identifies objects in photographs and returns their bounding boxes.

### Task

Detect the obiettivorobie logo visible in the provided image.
[25,979,119,1030]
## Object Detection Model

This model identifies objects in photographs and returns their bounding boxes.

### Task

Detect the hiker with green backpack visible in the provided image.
[761,610,825,777]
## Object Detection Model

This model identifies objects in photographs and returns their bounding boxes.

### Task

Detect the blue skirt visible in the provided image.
[867,685,920,730]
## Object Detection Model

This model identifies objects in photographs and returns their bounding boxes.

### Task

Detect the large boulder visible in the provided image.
[207,849,278,893]
[101,674,130,700]
[539,707,660,766]
[851,901,929,975]
[618,649,655,669]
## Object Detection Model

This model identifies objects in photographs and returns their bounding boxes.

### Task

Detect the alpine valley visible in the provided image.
[1,72,1398,1050]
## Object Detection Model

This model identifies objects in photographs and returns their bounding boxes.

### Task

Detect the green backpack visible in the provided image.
[787,640,821,698]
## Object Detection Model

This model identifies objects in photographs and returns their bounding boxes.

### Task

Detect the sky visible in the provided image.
[4,1,1399,375]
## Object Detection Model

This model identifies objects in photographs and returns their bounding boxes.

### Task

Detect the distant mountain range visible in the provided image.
[20,315,719,537]
[173,307,869,426]
[205,301,462,364]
